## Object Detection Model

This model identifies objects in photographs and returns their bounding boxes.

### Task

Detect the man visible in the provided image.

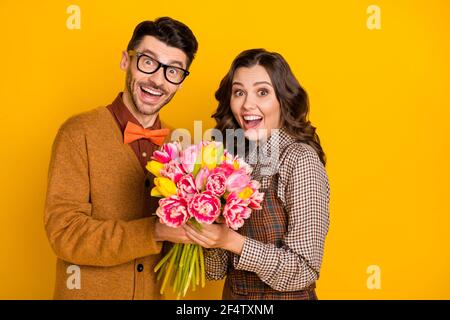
[44,17,198,299]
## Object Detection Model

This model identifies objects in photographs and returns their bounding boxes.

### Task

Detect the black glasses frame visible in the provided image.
[128,50,190,85]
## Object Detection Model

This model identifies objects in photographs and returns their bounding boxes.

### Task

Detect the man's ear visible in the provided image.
[120,50,129,71]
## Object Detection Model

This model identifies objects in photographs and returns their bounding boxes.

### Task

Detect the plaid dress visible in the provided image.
[204,129,330,300]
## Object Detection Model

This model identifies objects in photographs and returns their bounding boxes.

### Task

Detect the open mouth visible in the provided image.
[242,115,263,129]
[141,86,163,96]
[139,86,164,102]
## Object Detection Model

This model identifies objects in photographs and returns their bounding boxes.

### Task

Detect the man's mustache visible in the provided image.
[138,80,167,95]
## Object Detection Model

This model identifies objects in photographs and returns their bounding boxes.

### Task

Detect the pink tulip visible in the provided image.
[160,160,185,183]
[206,172,227,197]
[226,169,250,193]
[188,192,221,224]
[195,167,210,191]
[152,142,180,163]
[212,162,235,178]
[223,150,234,162]
[156,196,190,227]
[179,143,201,173]
[236,158,253,175]
[248,179,260,189]
[177,174,198,198]
[249,190,264,210]
[222,192,251,230]
[247,180,264,210]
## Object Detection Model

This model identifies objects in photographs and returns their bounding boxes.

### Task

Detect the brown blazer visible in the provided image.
[44,106,163,299]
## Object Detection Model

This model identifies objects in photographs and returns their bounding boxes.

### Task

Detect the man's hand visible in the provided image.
[153,220,194,244]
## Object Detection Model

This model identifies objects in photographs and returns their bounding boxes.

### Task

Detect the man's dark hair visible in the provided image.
[127,17,198,69]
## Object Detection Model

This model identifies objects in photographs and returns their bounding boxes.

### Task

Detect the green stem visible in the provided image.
[154,245,175,273]
[195,250,200,286]
[156,262,167,282]
[189,218,203,231]
[182,245,198,297]
[179,244,189,267]
[192,249,197,291]
[170,244,183,287]
[180,244,194,297]
[173,265,180,294]
[198,246,206,288]
[160,244,179,295]
[173,244,189,294]
[191,257,197,292]
[174,244,189,295]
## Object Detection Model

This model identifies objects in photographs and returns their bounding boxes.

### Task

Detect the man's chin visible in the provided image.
[133,91,174,116]
[136,104,162,116]
[131,91,165,115]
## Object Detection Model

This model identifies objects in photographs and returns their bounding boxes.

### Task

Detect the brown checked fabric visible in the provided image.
[204,129,330,299]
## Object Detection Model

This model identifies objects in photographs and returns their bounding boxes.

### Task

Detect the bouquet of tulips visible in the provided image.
[146,140,264,298]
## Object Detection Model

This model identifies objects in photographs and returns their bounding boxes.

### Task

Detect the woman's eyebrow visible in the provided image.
[232,81,272,87]
[253,81,272,87]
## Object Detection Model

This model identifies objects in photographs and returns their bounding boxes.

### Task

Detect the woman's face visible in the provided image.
[230,65,281,141]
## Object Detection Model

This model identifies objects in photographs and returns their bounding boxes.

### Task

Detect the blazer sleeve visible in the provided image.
[44,121,162,267]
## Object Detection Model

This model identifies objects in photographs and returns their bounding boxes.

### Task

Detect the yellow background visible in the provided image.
[1,0,449,299]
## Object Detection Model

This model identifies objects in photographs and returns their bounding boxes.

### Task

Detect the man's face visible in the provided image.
[120,35,189,116]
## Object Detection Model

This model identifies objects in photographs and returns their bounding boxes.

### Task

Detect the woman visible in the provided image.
[183,49,330,300]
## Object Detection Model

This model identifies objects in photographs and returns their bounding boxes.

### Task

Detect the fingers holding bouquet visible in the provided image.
[153,220,194,244]
[183,221,246,255]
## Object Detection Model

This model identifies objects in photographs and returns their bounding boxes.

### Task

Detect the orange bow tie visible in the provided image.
[123,121,170,146]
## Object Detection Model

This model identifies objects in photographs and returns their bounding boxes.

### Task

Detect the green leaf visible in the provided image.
[191,149,203,178]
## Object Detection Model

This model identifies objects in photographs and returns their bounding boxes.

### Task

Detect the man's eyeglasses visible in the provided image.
[128,50,189,85]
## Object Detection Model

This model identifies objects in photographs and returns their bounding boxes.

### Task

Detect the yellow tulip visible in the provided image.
[146,160,164,177]
[202,143,218,170]
[154,177,177,197]
[150,187,163,197]
[238,187,254,200]
[233,160,240,170]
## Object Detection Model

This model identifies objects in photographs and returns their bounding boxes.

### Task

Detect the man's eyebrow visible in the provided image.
[140,49,185,68]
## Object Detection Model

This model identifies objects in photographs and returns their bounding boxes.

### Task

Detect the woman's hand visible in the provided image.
[183,221,246,255]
